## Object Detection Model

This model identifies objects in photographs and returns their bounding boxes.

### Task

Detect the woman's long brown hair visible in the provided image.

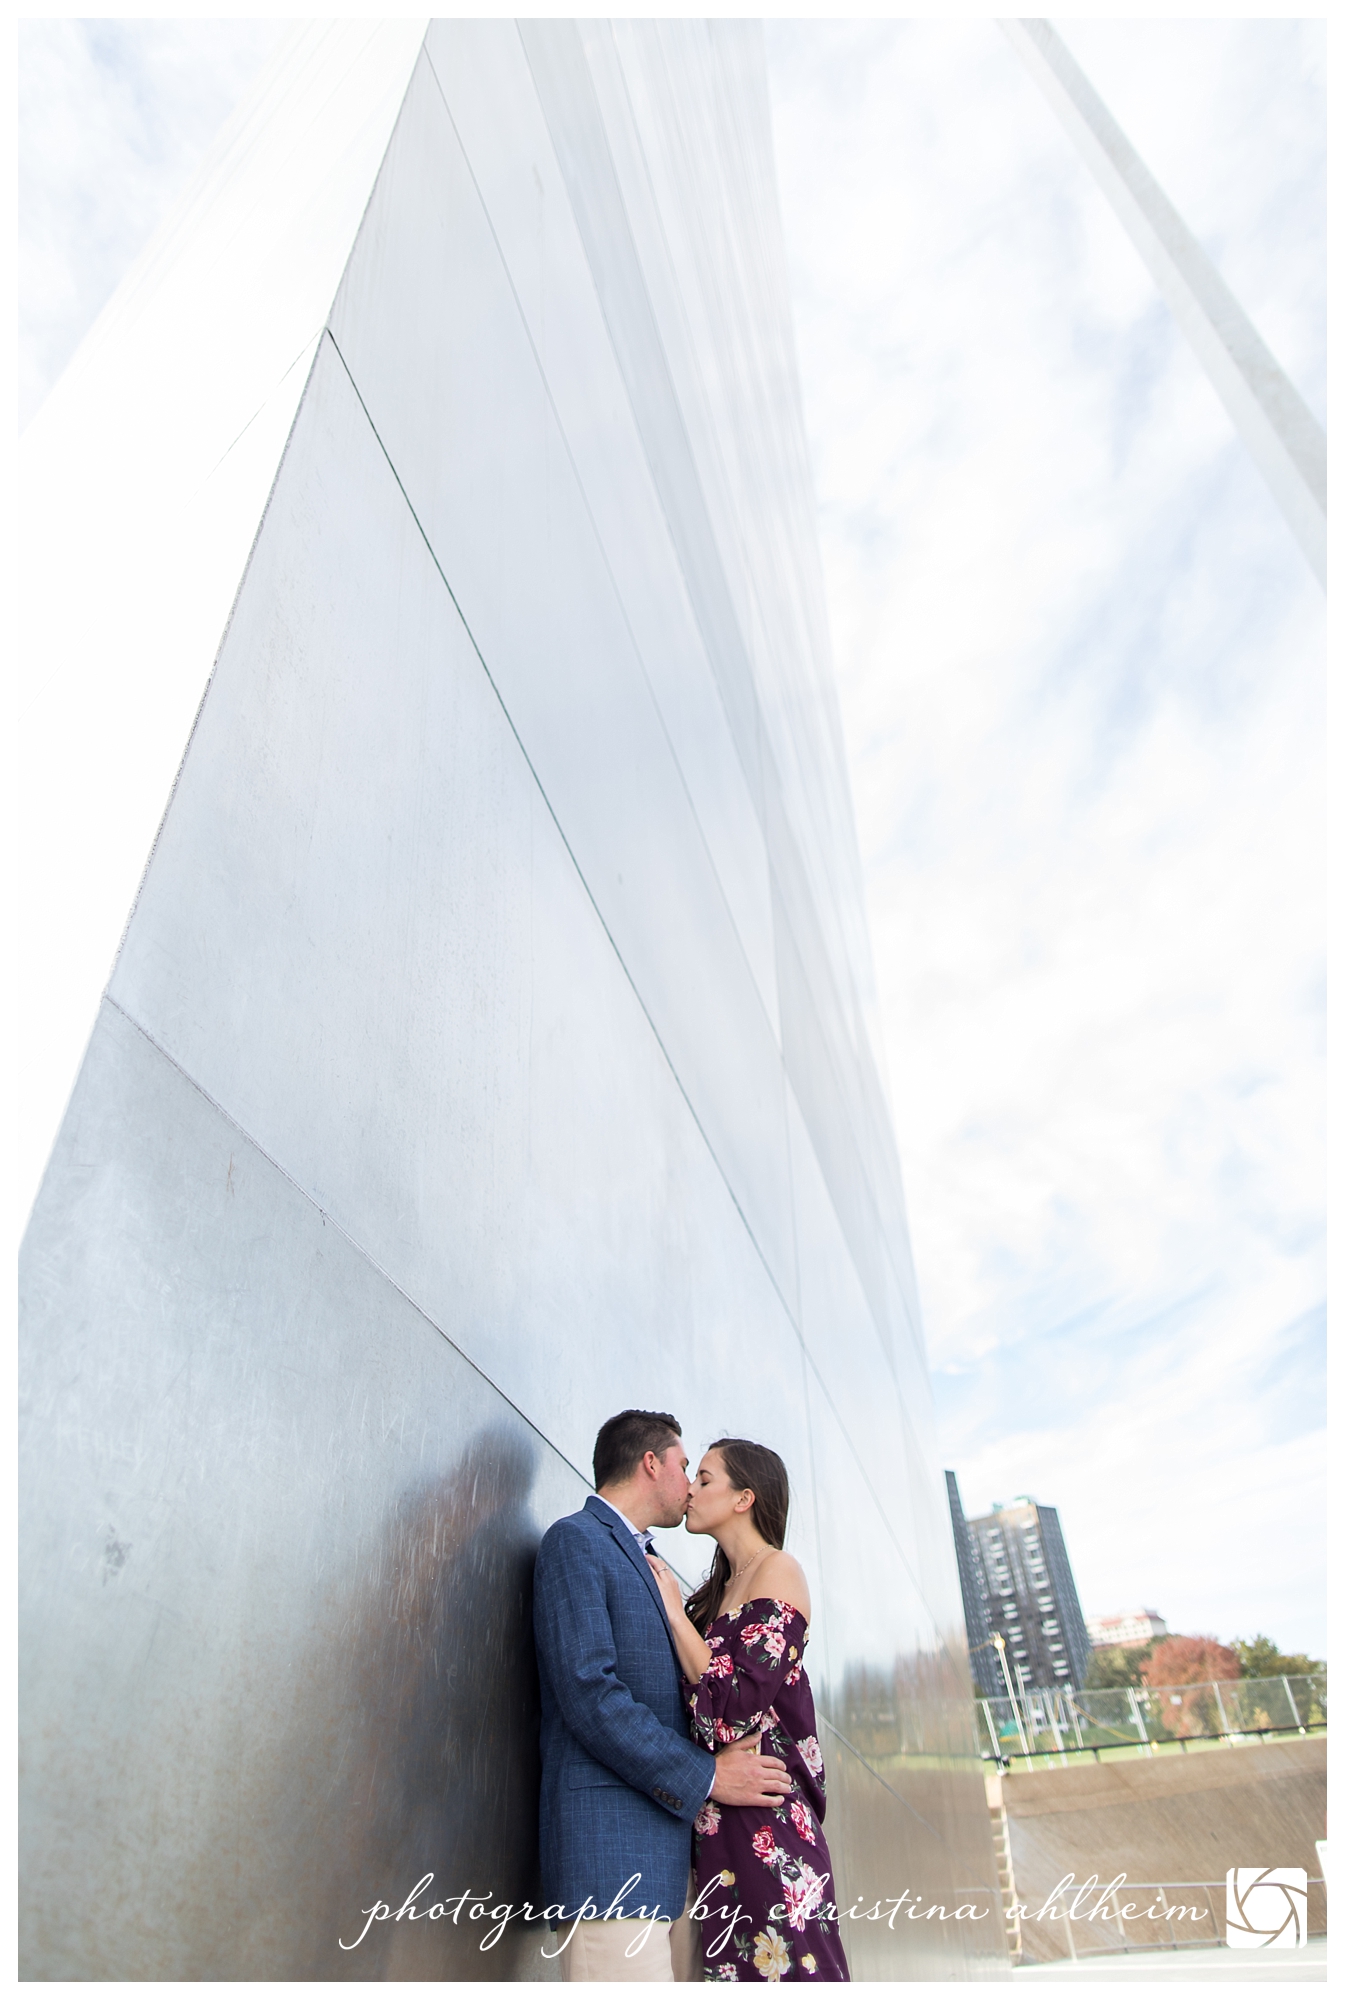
[684,1438,790,1635]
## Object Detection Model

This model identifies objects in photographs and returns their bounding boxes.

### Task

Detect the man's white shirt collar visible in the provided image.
[594,1495,650,1545]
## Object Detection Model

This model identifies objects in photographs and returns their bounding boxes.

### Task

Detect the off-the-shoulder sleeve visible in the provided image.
[683,1600,808,1750]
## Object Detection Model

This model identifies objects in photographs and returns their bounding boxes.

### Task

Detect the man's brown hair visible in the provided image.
[593,1409,682,1490]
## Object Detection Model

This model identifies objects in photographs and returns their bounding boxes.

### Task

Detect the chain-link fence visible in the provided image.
[976,1673,1326,1764]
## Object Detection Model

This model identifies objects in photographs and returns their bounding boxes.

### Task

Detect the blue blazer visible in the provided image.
[533,1496,716,1919]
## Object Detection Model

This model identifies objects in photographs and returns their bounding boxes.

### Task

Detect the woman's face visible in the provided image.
[684,1448,752,1538]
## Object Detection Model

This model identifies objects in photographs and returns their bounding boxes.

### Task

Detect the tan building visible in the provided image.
[1086,1609,1168,1650]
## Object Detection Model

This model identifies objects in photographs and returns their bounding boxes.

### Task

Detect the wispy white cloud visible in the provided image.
[18,17,289,428]
[767,17,1326,1653]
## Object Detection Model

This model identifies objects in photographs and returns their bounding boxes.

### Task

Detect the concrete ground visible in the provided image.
[1013,1936,1327,1981]
[995,1735,1326,1972]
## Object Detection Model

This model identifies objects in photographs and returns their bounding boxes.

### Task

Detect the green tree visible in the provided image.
[1232,1634,1325,1679]
[1084,1642,1154,1689]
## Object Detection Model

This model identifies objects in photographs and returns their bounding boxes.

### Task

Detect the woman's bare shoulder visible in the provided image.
[756,1549,811,1619]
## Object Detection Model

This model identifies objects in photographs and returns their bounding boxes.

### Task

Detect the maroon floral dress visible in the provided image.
[683,1599,850,1982]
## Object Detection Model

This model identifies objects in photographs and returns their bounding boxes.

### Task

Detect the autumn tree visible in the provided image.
[1134,1635,1238,1736]
[1142,1635,1240,1687]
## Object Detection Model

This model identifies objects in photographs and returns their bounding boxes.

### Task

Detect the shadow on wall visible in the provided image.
[257,1424,551,1981]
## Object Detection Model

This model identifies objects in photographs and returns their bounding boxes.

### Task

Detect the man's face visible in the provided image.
[650,1442,692,1529]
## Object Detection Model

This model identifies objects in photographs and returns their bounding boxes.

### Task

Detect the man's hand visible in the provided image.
[709,1733,792,1807]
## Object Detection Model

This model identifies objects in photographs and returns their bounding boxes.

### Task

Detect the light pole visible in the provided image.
[993,1631,1032,1768]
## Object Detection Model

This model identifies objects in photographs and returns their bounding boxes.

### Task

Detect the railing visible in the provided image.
[977,1673,1326,1767]
[1015,1877,1327,1963]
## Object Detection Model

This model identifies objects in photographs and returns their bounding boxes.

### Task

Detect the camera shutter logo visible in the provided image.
[1224,1868,1307,1949]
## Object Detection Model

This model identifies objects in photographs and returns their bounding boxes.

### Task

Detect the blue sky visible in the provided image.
[19,13,1327,1657]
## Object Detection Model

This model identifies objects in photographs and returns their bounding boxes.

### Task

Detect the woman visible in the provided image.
[646,1439,850,1983]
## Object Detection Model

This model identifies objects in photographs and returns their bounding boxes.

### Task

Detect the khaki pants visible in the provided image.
[556,1917,673,1982]
[552,1875,700,1983]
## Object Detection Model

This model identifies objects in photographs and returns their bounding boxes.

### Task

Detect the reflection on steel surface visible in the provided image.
[21,1003,582,1978]
[313,1432,546,1978]
[20,18,1006,1980]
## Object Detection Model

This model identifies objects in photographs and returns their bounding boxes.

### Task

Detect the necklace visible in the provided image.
[728,1545,768,1582]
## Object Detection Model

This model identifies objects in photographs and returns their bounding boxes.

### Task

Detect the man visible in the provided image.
[533,1409,792,1982]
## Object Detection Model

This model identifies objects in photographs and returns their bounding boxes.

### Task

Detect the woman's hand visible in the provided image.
[646,1555,712,1681]
[645,1554,687,1621]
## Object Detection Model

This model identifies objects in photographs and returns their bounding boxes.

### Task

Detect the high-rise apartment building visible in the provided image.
[946,1475,1092,1692]
[945,1470,1008,1697]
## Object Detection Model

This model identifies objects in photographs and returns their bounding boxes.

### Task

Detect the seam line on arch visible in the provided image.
[102,992,593,1498]
[321,326,802,1339]
[324,328,949,1649]
[419,30,783,1075]
[485,25,926,1377]
[372,30,926,1393]
[254,329,948,1650]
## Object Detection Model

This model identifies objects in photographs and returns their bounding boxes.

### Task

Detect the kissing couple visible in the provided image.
[533,1409,850,1982]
